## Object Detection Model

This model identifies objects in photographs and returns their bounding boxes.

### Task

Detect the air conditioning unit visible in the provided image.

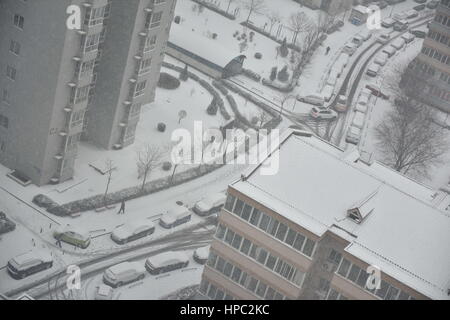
[322,262,334,272]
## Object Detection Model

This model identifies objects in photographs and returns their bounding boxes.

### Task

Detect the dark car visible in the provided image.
[414,0,426,3]
[426,0,439,9]
[413,4,426,11]
[410,29,427,38]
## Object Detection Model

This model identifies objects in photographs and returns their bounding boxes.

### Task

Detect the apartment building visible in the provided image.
[406,0,450,112]
[293,0,352,15]
[199,130,450,300]
[0,0,175,186]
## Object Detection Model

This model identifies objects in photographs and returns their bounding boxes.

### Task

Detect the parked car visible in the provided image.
[393,20,409,31]
[375,1,388,9]
[366,83,389,100]
[53,226,91,249]
[366,63,381,77]
[297,94,325,106]
[357,93,370,107]
[401,32,415,43]
[335,95,348,112]
[393,12,408,21]
[346,126,362,145]
[391,38,405,50]
[414,0,426,3]
[159,206,192,229]
[352,111,366,129]
[0,211,16,235]
[427,0,439,9]
[95,284,114,300]
[145,251,189,275]
[193,246,210,264]
[355,103,368,113]
[111,220,155,245]
[405,9,419,19]
[343,42,358,56]
[382,45,397,57]
[410,29,427,38]
[310,107,338,120]
[352,35,365,47]
[193,193,226,217]
[377,32,391,44]
[103,261,145,288]
[374,52,389,66]
[7,250,53,280]
[321,85,335,103]
[413,4,426,11]
[359,29,373,41]
[381,17,396,28]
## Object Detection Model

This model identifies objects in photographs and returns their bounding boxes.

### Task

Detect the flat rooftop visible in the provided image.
[231,130,450,300]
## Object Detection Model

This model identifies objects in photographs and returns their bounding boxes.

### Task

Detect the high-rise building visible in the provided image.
[406,0,450,113]
[0,0,176,186]
[199,130,450,300]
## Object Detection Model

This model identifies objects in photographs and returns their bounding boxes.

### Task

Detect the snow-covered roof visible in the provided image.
[231,130,450,300]
[352,5,368,14]
[168,23,240,68]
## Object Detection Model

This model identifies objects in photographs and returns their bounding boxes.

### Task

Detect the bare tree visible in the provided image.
[267,11,281,34]
[289,11,314,44]
[136,145,165,191]
[317,11,336,34]
[252,110,269,129]
[375,87,448,178]
[241,0,266,25]
[103,159,114,204]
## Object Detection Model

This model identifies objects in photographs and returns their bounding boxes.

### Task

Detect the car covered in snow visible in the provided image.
[335,95,348,112]
[393,20,409,32]
[103,261,145,288]
[111,220,156,244]
[310,107,337,120]
[410,29,426,38]
[377,32,391,44]
[193,246,210,264]
[401,32,415,43]
[390,38,405,50]
[374,52,389,66]
[405,9,419,19]
[321,85,335,103]
[359,29,372,41]
[381,17,396,28]
[193,193,226,217]
[352,111,366,129]
[366,63,381,77]
[297,94,325,106]
[352,35,365,47]
[95,284,114,300]
[145,251,189,275]
[159,206,192,229]
[343,42,358,56]
[382,45,397,57]
[346,126,362,145]
[53,226,91,249]
[7,250,53,279]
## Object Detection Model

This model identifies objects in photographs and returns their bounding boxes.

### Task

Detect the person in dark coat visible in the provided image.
[118,200,126,214]
[326,46,331,55]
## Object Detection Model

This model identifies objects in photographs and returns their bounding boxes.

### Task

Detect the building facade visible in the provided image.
[199,130,450,300]
[0,0,175,186]
[407,0,450,113]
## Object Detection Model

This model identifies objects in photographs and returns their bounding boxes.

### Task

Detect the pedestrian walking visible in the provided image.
[325,46,331,55]
[118,200,126,214]
[31,238,35,247]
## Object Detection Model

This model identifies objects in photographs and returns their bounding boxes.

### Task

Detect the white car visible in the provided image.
[359,30,372,41]
[103,261,146,288]
[193,246,210,264]
[335,95,348,112]
[352,35,365,47]
[193,193,226,217]
[95,284,114,300]
[366,63,381,77]
[390,38,405,50]
[392,12,408,22]
[159,206,192,229]
[377,32,391,44]
[382,45,396,58]
[297,94,325,106]
[374,52,389,66]
[7,250,53,280]
[355,103,368,113]
[381,17,396,28]
[401,32,415,43]
[111,220,156,244]
[358,93,370,107]
[343,42,358,56]
[405,9,419,19]
[352,111,366,129]
[346,126,361,145]
[310,107,338,120]
[145,251,189,275]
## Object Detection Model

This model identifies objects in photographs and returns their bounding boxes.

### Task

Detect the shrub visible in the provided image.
[174,16,181,24]
[33,194,58,209]
[162,162,172,171]
[207,99,218,115]
[212,33,218,39]
[254,52,262,59]
[270,67,278,81]
[179,65,189,81]
[277,66,289,82]
[157,123,166,132]
[158,72,181,90]
[279,38,289,57]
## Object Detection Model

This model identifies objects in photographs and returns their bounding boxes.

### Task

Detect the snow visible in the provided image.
[146,251,188,268]
[232,131,450,300]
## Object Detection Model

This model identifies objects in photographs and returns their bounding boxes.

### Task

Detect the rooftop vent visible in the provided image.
[347,189,379,224]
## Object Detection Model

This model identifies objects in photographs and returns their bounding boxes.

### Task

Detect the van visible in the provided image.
[7,250,53,279]
[103,261,146,288]
[159,206,192,229]
[193,192,226,216]
[382,45,396,58]
[374,52,389,66]
[390,38,405,50]
[352,111,366,129]
[366,63,380,77]
[297,94,325,106]
[346,126,362,145]
[145,251,189,275]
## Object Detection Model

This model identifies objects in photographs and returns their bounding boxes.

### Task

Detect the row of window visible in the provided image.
[0,115,9,129]
[428,30,450,47]
[224,194,317,258]
[70,85,90,105]
[326,288,349,300]
[82,33,102,53]
[70,110,85,127]
[336,257,415,300]
[421,45,450,66]
[215,223,305,287]
[138,57,152,75]
[435,12,450,28]
[442,0,450,8]
[134,80,147,97]
[145,11,163,29]
[142,34,158,53]
[84,5,109,27]
[66,133,81,151]
[129,102,142,117]
[76,60,96,79]
[199,278,236,300]
[206,251,287,300]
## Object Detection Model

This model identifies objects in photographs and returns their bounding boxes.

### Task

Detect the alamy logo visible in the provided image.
[366,5,381,30]
[365,265,382,290]
[66,5,81,30]
[66,265,81,290]
[170,121,280,176]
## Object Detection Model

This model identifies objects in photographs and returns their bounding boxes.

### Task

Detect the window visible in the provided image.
[207,252,217,267]
[66,133,80,150]
[285,229,296,246]
[224,229,234,246]
[293,233,305,251]
[302,238,316,257]
[256,248,268,264]
[224,195,235,211]
[240,239,251,255]
[70,85,90,104]
[256,282,267,298]
[2,89,11,105]
[347,264,361,282]
[83,33,101,53]
[258,213,271,231]
[9,40,20,55]
[249,209,261,226]
[231,267,242,282]
[123,123,137,140]
[0,115,9,129]
[275,223,288,241]
[265,254,277,270]
[146,11,163,29]
[216,224,226,240]
[241,204,252,221]
[6,65,17,80]
[337,258,351,277]
[70,110,85,127]
[231,233,242,250]
[13,14,24,29]
[223,262,233,277]
[139,57,152,74]
[267,219,279,236]
[129,102,142,117]
[134,80,147,97]
[143,34,157,52]
[233,199,244,216]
